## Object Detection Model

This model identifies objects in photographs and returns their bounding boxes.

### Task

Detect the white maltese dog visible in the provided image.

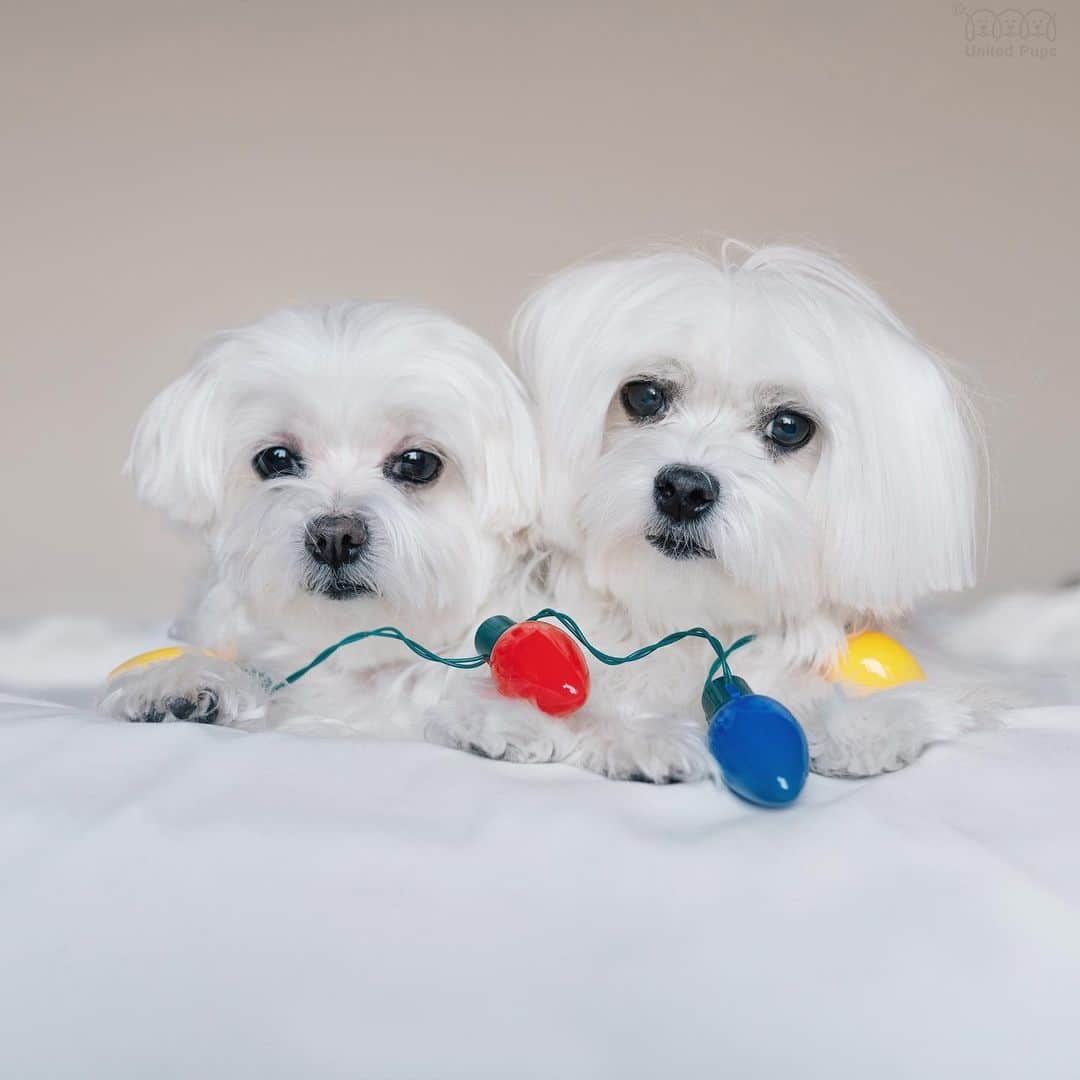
[500,243,994,782]
[99,301,541,742]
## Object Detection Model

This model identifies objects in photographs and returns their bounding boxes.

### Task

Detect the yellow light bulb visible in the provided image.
[107,646,214,680]
[829,630,925,693]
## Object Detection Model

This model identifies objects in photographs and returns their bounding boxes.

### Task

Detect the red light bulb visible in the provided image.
[474,616,590,717]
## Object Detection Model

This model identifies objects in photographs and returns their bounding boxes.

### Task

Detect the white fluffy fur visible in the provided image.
[493,244,997,780]
[99,302,542,741]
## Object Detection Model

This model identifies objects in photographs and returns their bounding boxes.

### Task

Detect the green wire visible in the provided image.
[272,611,755,694]
[525,608,751,684]
[272,626,487,691]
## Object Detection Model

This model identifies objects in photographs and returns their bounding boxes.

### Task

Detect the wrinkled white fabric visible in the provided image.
[1,685,1078,1078]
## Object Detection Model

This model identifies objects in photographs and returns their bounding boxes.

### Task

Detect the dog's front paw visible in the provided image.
[568,712,715,784]
[424,698,571,764]
[809,715,925,778]
[806,683,994,778]
[97,652,269,729]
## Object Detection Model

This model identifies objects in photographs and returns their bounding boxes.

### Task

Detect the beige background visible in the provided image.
[3,0,1077,618]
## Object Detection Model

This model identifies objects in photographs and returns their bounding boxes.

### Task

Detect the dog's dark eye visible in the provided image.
[764,410,816,452]
[621,380,669,422]
[386,448,443,485]
[253,446,304,479]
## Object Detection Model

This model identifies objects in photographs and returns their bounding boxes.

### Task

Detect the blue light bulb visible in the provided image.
[701,676,809,807]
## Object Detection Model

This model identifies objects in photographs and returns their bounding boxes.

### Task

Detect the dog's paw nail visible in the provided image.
[623,768,686,785]
[133,705,166,724]
[194,689,219,724]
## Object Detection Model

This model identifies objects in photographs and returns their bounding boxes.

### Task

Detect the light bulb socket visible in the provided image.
[474,615,515,659]
[701,675,751,721]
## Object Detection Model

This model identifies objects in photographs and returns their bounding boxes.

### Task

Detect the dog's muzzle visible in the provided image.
[646,464,719,560]
[303,514,376,598]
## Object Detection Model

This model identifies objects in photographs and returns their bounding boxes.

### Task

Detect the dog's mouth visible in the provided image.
[317,579,376,600]
[304,571,378,601]
[646,531,715,561]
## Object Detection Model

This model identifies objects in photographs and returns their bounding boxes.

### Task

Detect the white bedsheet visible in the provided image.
[2,681,1079,1078]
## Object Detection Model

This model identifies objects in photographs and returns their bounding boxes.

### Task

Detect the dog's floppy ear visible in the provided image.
[467,341,541,539]
[748,249,981,615]
[820,332,979,615]
[127,334,238,529]
[512,262,627,549]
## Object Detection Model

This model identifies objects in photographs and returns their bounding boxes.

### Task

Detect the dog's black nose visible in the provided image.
[305,515,368,569]
[653,465,720,523]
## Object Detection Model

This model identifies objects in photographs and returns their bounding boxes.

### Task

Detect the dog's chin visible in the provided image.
[645,531,715,561]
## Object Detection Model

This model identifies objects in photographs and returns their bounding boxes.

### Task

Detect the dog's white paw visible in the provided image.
[424,698,571,764]
[806,683,996,778]
[809,709,927,777]
[97,652,269,729]
[567,711,715,784]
